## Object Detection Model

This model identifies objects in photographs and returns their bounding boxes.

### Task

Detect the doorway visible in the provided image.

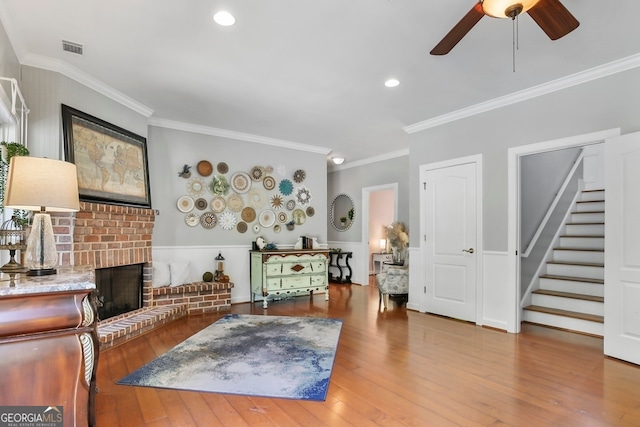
[362,183,397,284]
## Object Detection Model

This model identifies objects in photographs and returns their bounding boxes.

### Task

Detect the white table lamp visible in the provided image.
[5,156,79,276]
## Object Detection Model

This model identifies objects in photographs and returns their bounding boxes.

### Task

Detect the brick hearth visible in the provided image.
[51,202,233,348]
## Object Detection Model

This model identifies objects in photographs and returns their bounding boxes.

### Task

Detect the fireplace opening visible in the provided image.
[95,264,143,320]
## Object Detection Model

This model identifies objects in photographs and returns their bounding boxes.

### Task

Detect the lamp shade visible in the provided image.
[481,0,539,18]
[5,157,80,212]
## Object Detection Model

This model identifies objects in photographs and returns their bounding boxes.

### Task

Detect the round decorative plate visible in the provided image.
[306,206,315,217]
[218,211,237,231]
[292,208,306,225]
[197,160,213,177]
[211,196,226,213]
[253,224,261,234]
[286,199,296,211]
[187,177,205,196]
[258,209,276,228]
[277,165,286,177]
[230,172,251,193]
[217,162,229,174]
[294,186,312,207]
[209,175,230,196]
[270,194,284,210]
[227,193,244,212]
[177,195,194,213]
[250,166,265,181]
[279,179,293,196]
[185,213,200,227]
[236,221,248,233]
[265,165,274,174]
[195,198,208,210]
[263,176,276,190]
[278,211,288,223]
[200,212,217,229]
[241,207,256,223]
[293,169,306,183]
[274,224,281,233]
[247,188,266,210]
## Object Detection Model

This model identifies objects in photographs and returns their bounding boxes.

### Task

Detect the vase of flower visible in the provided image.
[386,222,409,264]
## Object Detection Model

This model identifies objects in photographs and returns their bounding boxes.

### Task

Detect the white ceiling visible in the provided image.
[1,0,640,165]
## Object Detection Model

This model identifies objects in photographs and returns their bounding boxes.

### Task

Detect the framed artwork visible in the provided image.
[62,104,152,208]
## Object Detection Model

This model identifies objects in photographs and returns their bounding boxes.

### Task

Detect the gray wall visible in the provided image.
[0,21,19,91]
[409,67,640,252]
[148,125,328,247]
[327,155,409,243]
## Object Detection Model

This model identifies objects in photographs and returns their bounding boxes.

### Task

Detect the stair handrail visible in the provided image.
[522,148,585,258]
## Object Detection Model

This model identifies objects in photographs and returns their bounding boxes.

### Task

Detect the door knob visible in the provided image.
[462,248,475,254]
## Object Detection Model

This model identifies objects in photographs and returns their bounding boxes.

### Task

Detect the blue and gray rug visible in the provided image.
[117,314,343,401]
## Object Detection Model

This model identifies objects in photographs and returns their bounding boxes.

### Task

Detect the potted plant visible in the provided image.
[339,216,347,226]
[0,141,30,227]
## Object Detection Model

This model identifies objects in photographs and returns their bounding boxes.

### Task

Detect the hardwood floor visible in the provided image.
[95,280,640,426]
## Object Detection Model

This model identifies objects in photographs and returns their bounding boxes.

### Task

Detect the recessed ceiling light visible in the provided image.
[214,11,236,26]
[385,79,400,88]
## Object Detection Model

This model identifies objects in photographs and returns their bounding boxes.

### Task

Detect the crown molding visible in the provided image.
[328,148,409,172]
[19,53,154,117]
[404,53,640,134]
[149,117,332,155]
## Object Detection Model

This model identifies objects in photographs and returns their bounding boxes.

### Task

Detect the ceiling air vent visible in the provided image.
[62,40,83,55]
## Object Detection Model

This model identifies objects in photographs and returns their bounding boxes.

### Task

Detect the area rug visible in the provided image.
[117,314,342,401]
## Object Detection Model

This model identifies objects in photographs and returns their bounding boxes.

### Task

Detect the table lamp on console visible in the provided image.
[4,156,79,276]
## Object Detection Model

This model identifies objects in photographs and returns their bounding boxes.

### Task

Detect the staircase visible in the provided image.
[523,189,605,336]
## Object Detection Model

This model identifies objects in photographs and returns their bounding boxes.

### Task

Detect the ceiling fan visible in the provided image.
[430,0,579,55]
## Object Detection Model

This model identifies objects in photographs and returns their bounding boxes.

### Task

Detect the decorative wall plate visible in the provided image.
[279,179,293,196]
[217,162,229,174]
[185,213,200,227]
[265,165,274,174]
[211,196,226,213]
[230,172,251,193]
[177,195,194,213]
[236,221,248,233]
[294,186,312,207]
[286,199,296,211]
[241,207,256,223]
[250,166,265,181]
[253,224,261,234]
[197,160,213,177]
[306,206,315,217]
[209,175,230,196]
[258,209,276,228]
[273,224,281,233]
[270,194,284,210]
[292,208,307,225]
[293,169,306,183]
[200,212,217,229]
[218,211,237,230]
[278,211,288,223]
[227,193,244,212]
[247,188,266,210]
[195,198,208,210]
[263,176,276,190]
[187,177,205,196]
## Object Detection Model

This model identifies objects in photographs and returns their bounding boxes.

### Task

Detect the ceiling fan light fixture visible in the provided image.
[481,0,539,19]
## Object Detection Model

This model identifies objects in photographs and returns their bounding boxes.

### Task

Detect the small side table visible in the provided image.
[329,251,352,283]
[372,253,393,274]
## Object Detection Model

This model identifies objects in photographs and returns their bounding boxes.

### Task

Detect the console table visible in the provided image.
[329,251,352,283]
[250,249,329,308]
[0,265,98,427]
[372,252,393,274]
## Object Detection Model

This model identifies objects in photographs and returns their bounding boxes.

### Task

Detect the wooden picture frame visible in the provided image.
[62,104,152,208]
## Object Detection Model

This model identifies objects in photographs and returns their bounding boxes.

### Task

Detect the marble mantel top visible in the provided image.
[0,265,95,296]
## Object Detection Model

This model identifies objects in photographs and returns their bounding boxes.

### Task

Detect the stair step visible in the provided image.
[524,305,603,323]
[565,223,604,236]
[532,290,604,316]
[532,289,604,302]
[539,274,604,297]
[570,212,604,223]
[580,190,605,202]
[553,248,604,264]
[558,235,604,250]
[576,201,604,212]
[546,261,604,280]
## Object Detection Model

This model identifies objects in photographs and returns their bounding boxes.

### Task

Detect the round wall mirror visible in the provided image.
[330,193,355,231]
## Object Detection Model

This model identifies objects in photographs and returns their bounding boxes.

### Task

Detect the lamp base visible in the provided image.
[27,268,57,276]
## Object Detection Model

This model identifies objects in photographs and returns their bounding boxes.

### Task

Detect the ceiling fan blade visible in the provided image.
[430,2,484,55]
[528,0,579,40]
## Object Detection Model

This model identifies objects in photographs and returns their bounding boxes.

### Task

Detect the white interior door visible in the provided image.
[604,131,640,365]
[423,161,478,322]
